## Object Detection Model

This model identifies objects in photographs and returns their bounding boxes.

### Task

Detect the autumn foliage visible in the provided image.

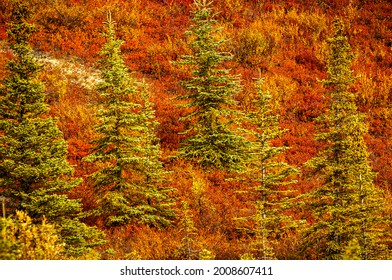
[0,0,391,259]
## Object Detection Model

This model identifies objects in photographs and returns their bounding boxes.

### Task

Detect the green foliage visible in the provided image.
[84,14,175,227]
[174,0,251,173]
[0,0,105,258]
[59,218,105,259]
[302,19,391,260]
[238,79,299,260]
[0,0,390,261]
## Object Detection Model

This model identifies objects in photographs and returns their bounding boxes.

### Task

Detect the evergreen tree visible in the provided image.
[84,14,175,227]
[175,0,251,172]
[0,0,104,258]
[302,19,390,260]
[239,79,298,260]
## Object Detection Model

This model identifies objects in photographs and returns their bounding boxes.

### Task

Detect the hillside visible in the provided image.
[0,0,391,260]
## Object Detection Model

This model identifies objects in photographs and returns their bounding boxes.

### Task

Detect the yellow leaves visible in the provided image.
[122,226,180,259]
[234,26,274,66]
[124,250,142,260]
[283,8,327,46]
[342,0,359,30]
[343,238,362,260]
[99,0,142,33]
[355,74,392,116]
[245,7,327,47]
[39,63,98,140]
[240,252,256,260]
[239,74,297,113]
[191,168,207,198]
[260,74,298,112]
[222,0,243,12]
[2,211,64,260]
[231,7,327,68]
[41,72,68,103]
[55,98,97,140]
[356,74,377,107]
[385,190,392,222]
[217,0,243,21]
[198,248,215,260]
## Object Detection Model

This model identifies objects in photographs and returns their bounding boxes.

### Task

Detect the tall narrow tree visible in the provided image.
[175,0,251,172]
[238,79,298,260]
[302,19,390,260]
[84,14,175,227]
[0,0,104,258]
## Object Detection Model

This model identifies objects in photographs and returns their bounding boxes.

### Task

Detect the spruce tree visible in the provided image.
[239,79,298,260]
[302,19,390,260]
[0,0,104,258]
[84,14,175,227]
[175,0,251,172]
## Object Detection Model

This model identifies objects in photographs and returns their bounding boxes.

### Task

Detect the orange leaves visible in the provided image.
[0,26,6,40]
[1,0,391,259]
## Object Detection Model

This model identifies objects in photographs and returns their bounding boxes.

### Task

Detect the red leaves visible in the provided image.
[1,0,391,259]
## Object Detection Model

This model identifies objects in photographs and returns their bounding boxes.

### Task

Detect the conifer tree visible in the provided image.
[175,0,251,172]
[302,19,390,260]
[84,14,175,227]
[239,79,298,260]
[0,0,104,258]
